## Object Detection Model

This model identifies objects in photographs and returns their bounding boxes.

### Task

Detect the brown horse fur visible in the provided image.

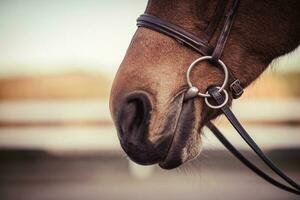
[110,0,300,169]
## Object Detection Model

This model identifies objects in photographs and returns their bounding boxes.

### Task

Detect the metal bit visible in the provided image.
[184,86,199,101]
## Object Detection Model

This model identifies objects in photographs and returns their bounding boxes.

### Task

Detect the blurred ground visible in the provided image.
[0,149,299,200]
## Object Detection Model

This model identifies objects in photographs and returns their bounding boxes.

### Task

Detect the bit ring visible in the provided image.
[186,56,229,98]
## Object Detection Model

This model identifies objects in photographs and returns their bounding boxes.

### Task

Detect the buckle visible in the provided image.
[230,79,243,99]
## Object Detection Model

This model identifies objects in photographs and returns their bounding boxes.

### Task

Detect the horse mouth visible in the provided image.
[158,93,201,169]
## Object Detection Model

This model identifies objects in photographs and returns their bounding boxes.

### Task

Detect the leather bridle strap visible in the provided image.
[137,0,244,99]
[206,87,300,195]
[137,14,214,56]
[211,0,240,61]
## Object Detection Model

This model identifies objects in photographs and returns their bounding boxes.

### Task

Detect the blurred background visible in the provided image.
[0,0,299,199]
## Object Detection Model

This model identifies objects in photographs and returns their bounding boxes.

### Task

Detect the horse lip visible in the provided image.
[158,92,196,169]
[119,133,173,166]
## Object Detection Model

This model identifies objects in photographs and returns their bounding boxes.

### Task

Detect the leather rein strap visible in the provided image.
[207,88,300,195]
[136,0,300,195]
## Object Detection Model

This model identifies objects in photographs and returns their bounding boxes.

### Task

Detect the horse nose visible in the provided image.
[117,91,167,165]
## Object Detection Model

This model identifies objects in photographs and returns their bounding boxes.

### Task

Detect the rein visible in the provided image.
[136,0,300,195]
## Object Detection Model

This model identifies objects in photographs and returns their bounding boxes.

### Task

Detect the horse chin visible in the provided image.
[158,96,202,170]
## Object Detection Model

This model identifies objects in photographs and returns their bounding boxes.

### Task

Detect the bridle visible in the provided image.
[136,0,300,195]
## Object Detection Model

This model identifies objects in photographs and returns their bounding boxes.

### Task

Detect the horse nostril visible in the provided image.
[118,91,152,142]
[116,91,171,165]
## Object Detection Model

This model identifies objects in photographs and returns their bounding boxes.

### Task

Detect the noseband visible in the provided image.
[137,0,300,195]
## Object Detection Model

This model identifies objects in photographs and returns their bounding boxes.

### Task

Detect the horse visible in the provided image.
[110,0,299,176]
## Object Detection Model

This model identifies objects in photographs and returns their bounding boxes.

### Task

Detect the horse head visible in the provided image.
[110,0,300,169]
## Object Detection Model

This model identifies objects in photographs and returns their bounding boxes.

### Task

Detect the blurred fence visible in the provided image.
[0,98,299,152]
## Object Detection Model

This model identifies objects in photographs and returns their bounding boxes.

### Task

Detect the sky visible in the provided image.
[0,0,299,76]
[0,0,147,76]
